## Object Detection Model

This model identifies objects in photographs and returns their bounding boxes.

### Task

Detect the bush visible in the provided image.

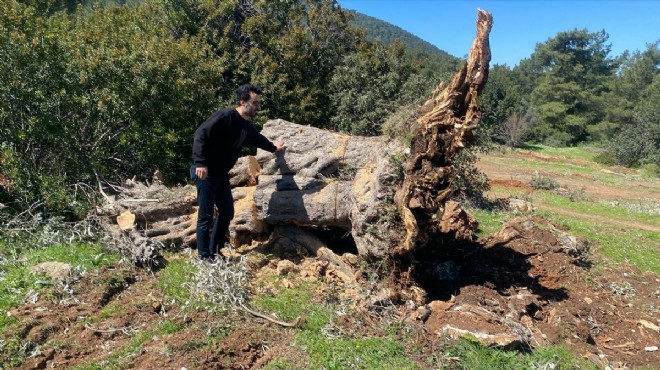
[382,105,416,145]
[543,131,574,148]
[495,112,531,148]
[449,149,491,202]
[611,121,659,167]
[329,43,421,136]
[0,2,221,217]
[529,171,558,190]
[641,163,660,178]
[610,76,660,168]
[593,150,618,166]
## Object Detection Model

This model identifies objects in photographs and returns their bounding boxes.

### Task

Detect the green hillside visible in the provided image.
[348,10,456,60]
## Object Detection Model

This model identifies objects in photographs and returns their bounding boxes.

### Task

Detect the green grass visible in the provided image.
[252,281,315,321]
[98,301,123,319]
[640,163,660,179]
[252,281,330,331]
[466,207,513,238]
[538,210,660,274]
[301,334,418,370]
[520,143,602,162]
[0,263,39,327]
[437,338,597,370]
[535,191,660,226]
[28,243,120,268]
[156,258,195,304]
[251,278,418,369]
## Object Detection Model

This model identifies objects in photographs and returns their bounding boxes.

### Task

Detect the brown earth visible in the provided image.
[7,213,660,369]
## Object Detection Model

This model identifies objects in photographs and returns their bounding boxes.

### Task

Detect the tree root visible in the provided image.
[239,303,304,328]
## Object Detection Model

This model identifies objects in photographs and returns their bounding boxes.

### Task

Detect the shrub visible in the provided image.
[593,150,618,166]
[382,105,416,145]
[529,171,558,190]
[450,149,491,202]
[611,121,659,167]
[641,163,660,178]
[495,112,531,148]
[0,2,221,217]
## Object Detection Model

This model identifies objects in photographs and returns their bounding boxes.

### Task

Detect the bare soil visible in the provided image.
[8,214,660,369]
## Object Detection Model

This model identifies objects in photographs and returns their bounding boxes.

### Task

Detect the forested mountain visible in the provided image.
[348,10,455,59]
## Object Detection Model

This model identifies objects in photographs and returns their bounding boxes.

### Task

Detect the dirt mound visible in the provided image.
[414,216,659,368]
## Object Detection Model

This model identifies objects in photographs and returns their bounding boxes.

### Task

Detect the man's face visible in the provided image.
[243,92,262,119]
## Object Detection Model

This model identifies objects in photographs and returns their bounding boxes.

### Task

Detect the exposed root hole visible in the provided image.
[304,225,358,256]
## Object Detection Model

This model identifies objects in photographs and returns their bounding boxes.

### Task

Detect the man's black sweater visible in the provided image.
[192,108,276,174]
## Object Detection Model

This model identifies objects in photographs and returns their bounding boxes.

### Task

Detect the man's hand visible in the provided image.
[195,166,208,180]
[274,140,286,152]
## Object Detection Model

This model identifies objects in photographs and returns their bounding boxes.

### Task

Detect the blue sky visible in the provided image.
[337,1,660,67]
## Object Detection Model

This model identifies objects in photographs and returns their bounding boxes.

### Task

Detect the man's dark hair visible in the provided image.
[235,84,262,105]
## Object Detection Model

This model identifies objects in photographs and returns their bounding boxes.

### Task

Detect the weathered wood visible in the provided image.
[96,179,197,265]
[395,9,493,251]
[248,121,406,257]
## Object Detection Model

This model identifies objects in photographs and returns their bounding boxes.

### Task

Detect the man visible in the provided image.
[191,84,284,262]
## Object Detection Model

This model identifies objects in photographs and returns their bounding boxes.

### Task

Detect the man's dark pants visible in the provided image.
[190,165,234,260]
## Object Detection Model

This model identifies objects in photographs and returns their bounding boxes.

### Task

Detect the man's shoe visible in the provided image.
[198,255,216,264]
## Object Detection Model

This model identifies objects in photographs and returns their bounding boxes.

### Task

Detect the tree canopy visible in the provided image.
[482,30,658,171]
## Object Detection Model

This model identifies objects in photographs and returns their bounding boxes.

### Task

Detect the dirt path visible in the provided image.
[535,203,660,232]
[477,152,660,203]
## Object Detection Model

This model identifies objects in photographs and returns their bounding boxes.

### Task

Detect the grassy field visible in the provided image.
[476,144,660,275]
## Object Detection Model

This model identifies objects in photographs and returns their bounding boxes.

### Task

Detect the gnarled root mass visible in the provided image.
[395,9,493,252]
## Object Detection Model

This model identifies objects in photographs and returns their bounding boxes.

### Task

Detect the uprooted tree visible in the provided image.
[97,10,493,270]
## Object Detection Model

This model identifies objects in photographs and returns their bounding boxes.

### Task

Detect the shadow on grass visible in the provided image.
[516,143,546,152]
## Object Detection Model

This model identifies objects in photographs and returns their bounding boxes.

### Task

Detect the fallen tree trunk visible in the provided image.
[242,9,493,256]
[97,9,493,263]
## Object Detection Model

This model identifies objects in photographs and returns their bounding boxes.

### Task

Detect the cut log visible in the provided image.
[247,122,406,257]
[95,179,197,266]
